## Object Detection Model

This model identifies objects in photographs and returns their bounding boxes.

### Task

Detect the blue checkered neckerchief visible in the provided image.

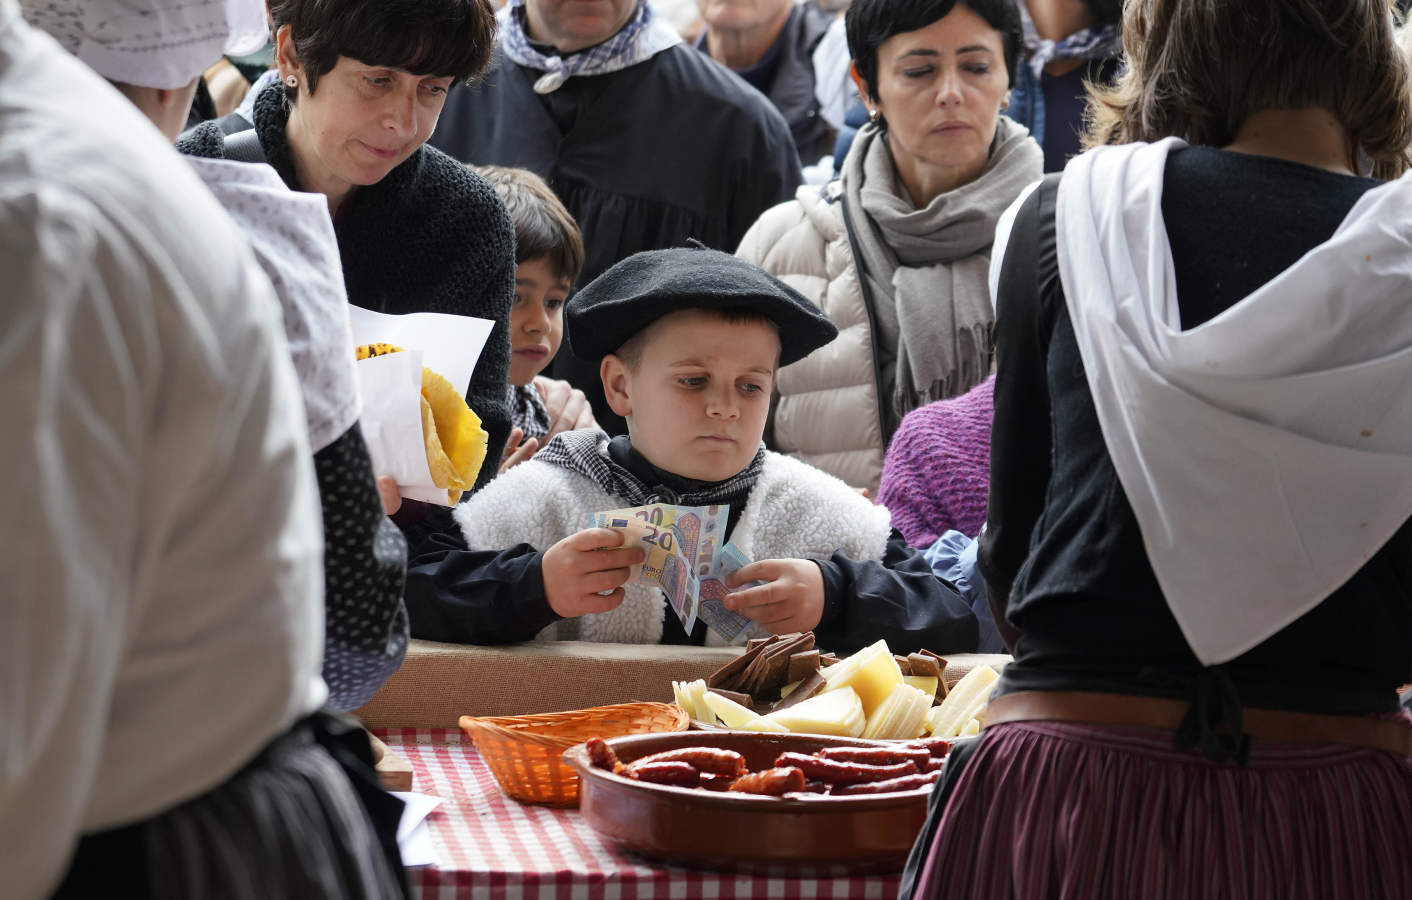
[1018,1,1122,79]
[498,0,682,94]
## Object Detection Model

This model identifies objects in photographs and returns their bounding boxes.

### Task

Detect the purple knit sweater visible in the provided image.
[876,376,994,547]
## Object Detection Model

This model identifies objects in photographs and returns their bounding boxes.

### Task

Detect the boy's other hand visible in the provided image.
[499,427,540,473]
[535,375,597,438]
[723,559,825,635]
[542,528,646,619]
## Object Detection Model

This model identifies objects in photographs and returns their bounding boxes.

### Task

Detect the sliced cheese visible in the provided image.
[960,717,981,737]
[762,686,866,737]
[902,675,939,700]
[673,678,713,722]
[740,715,790,733]
[779,679,803,699]
[863,682,932,740]
[705,691,758,729]
[820,640,903,717]
[688,680,713,722]
[925,665,999,738]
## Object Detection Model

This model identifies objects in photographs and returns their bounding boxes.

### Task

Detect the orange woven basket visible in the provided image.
[458,702,689,807]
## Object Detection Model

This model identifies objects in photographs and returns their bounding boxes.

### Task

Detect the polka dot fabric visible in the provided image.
[316,424,409,711]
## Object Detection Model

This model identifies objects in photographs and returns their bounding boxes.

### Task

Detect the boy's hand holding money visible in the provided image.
[543,528,647,618]
[724,559,825,635]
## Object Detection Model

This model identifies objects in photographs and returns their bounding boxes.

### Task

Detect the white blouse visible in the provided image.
[0,5,326,898]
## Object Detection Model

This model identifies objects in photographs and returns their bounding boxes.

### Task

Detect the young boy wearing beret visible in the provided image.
[403,248,979,654]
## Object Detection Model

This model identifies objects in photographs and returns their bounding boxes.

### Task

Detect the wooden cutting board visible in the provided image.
[367,731,413,792]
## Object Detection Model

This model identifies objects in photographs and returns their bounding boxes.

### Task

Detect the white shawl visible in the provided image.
[1054,137,1412,665]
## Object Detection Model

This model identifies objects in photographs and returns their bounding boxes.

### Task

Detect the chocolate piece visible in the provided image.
[907,654,944,683]
[708,635,781,691]
[785,650,820,684]
[756,634,814,695]
[894,654,913,676]
[767,671,826,712]
[818,653,840,667]
[917,650,950,697]
[739,633,812,697]
[707,688,757,711]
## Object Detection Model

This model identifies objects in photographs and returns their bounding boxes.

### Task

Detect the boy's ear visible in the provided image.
[600,354,633,418]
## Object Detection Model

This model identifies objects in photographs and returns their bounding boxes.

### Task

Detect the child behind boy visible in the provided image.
[403,249,979,654]
[476,166,587,472]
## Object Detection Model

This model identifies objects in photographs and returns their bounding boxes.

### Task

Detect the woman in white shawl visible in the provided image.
[903,2,1412,898]
[13,2,408,897]
[737,0,1042,493]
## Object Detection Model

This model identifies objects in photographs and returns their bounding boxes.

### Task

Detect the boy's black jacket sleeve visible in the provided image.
[403,531,562,644]
[812,530,979,657]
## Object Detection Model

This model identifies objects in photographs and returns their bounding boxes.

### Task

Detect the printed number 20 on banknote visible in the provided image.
[588,509,699,632]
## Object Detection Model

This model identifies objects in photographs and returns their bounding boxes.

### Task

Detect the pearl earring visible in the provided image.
[285,75,298,88]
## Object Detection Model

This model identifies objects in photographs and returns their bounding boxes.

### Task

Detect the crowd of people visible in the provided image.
[4,0,1411,897]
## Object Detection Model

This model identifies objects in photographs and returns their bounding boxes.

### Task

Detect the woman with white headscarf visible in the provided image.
[903,1,1412,897]
[7,2,407,897]
[23,0,413,716]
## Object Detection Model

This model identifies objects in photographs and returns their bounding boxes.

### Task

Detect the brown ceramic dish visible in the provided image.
[562,730,939,870]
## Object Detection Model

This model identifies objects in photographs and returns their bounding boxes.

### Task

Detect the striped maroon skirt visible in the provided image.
[910,720,1412,900]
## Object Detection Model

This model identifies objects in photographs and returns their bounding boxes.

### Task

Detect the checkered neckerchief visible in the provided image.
[535,429,764,507]
[1018,1,1122,79]
[498,0,682,94]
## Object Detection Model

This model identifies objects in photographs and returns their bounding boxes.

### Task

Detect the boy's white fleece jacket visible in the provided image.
[454,450,894,644]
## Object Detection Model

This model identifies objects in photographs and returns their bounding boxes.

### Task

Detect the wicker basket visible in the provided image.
[459,702,689,807]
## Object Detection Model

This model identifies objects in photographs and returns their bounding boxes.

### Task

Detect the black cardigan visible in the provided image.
[180,83,516,491]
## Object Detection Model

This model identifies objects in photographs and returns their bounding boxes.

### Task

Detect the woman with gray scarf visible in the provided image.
[737,0,1041,494]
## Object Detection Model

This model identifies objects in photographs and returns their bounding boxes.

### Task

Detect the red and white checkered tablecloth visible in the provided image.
[374,728,903,900]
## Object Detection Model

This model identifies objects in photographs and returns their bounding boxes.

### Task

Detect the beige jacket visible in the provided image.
[737,182,887,492]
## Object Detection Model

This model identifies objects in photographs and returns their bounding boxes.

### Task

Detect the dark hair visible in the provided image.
[269,0,498,95]
[845,0,1023,100]
[1085,0,1412,178]
[614,307,779,371]
[475,166,585,284]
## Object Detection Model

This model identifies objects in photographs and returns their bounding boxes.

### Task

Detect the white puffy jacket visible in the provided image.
[737,181,887,492]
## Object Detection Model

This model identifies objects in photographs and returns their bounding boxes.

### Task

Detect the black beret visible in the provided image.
[565,247,839,367]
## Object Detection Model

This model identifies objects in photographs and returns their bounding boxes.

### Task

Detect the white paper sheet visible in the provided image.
[398,820,437,868]
[348,306,496,506]
[391,791,443,868]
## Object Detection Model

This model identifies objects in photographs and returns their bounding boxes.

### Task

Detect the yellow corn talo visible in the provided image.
[355,342,405,360]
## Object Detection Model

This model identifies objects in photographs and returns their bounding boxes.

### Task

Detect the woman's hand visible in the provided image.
[376,476,402,516]
[541,528,645,619]
[534,376,597,438]
[499,427,540,473]
[724,559,826,635]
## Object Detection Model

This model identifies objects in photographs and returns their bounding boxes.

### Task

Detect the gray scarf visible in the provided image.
[842,117,1042,427]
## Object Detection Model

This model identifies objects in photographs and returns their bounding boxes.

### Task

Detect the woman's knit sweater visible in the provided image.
[180,83,517,490]
[876,375,994,545]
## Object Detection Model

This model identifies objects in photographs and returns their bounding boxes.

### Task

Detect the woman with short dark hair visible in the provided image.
[903,1,1412,897]
[738,0,1041,494]
[181,0,516,493]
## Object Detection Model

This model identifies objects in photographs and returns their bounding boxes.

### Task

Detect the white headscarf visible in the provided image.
[1052,137,1412,666]
[20,0,266,89]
